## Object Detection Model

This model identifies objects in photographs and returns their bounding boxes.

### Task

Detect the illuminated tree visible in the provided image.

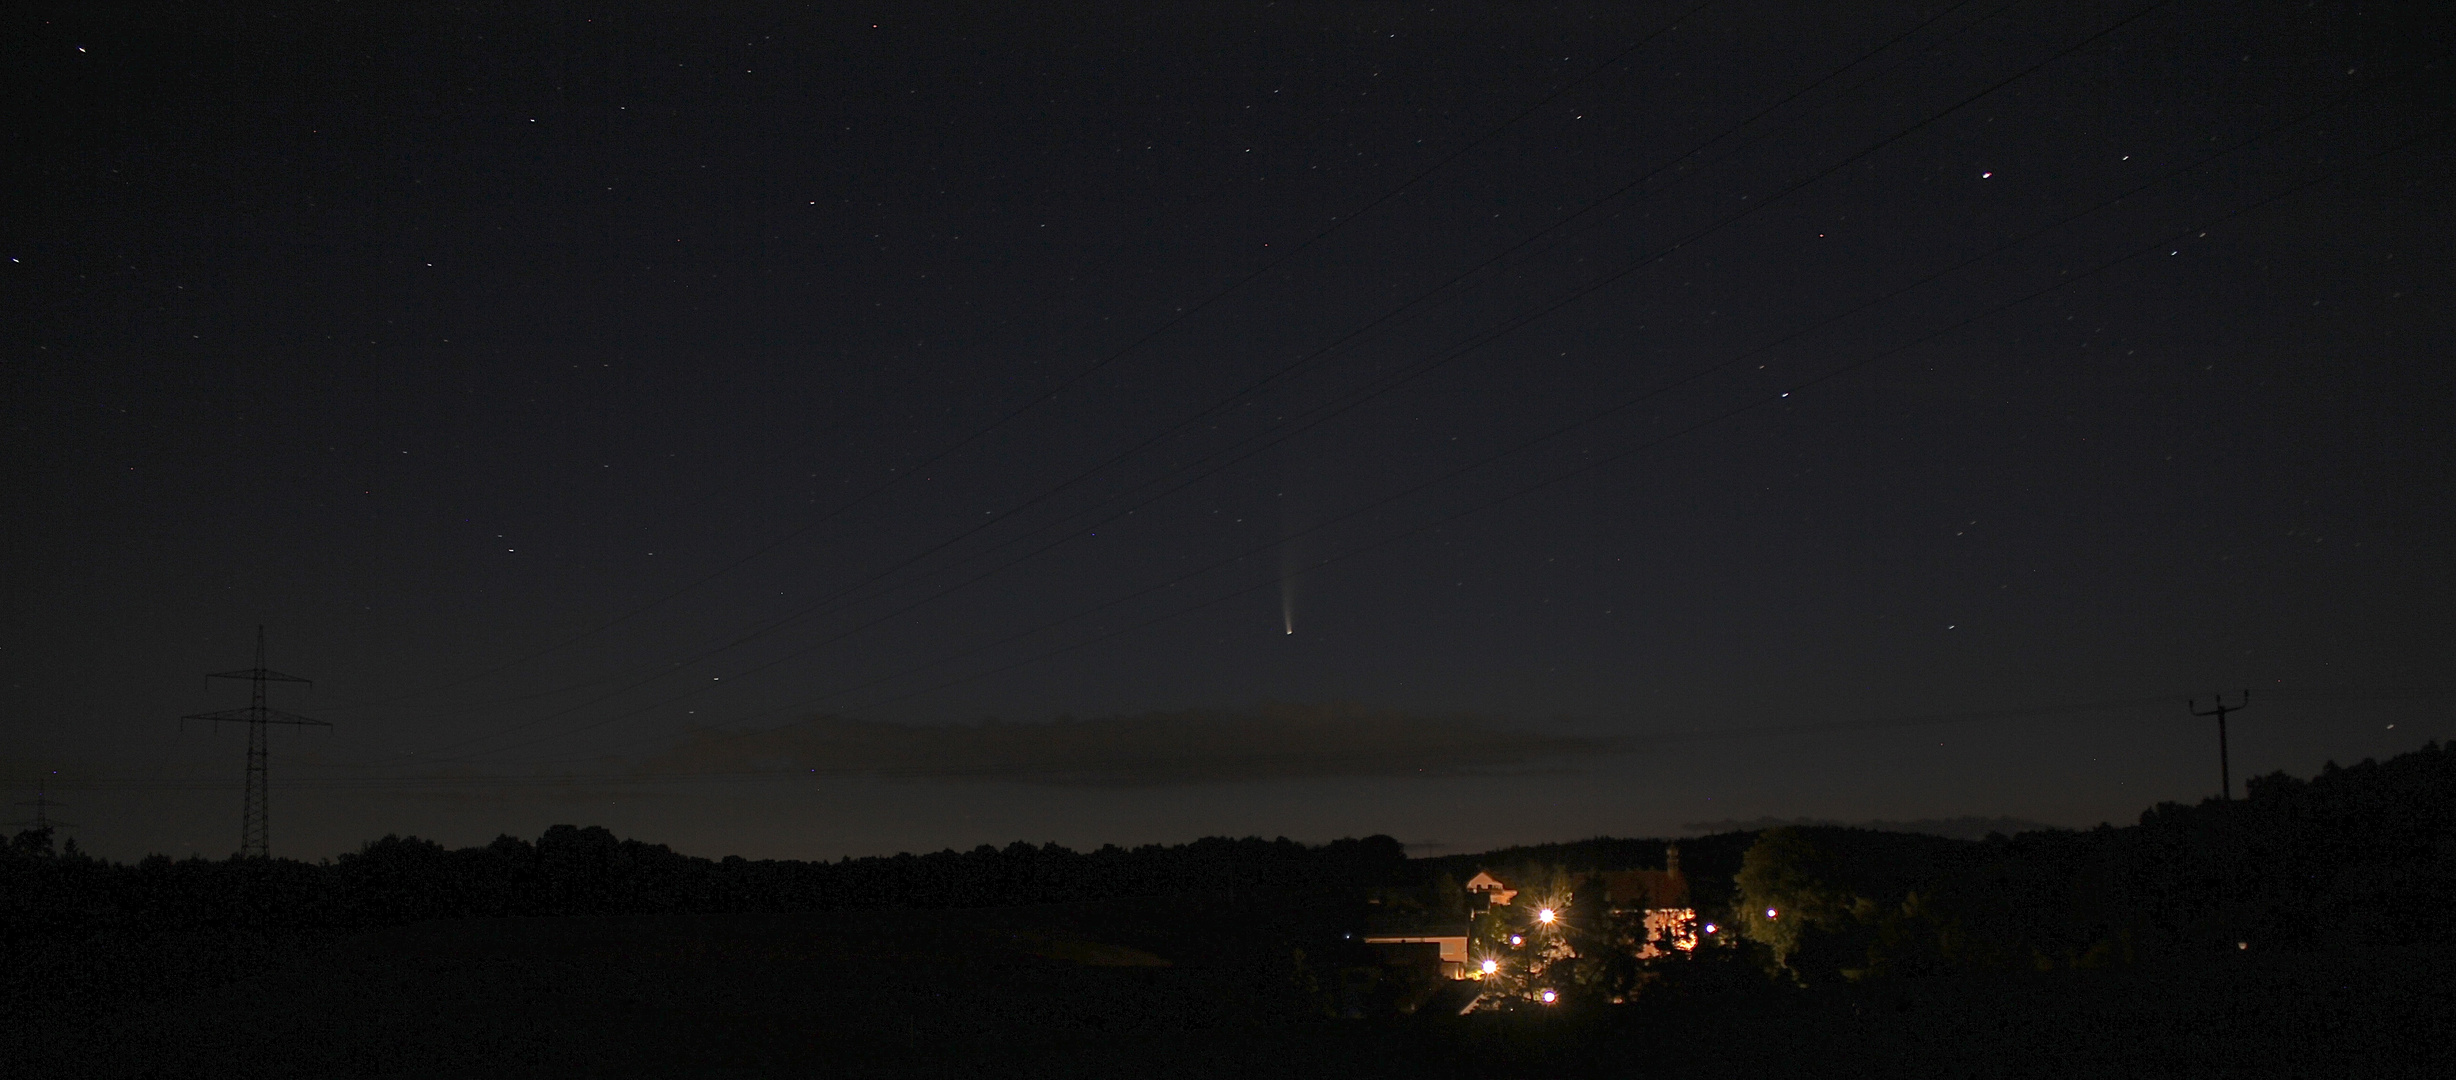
[1733,828,1871,982]
[1460,866,1604,1007]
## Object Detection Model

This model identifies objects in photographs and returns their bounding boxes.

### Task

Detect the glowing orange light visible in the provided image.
[1639,908,1700,957]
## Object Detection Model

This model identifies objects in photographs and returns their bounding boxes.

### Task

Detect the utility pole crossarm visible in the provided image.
[2186,690,2250,802]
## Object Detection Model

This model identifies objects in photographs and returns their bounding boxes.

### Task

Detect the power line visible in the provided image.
[398,0,1727,701]
[369,0,2027,761]
[813,122,2434,721]
[419,0,2191,762]
[590,0,2011,667]
[781,40,2440,723]
[43,686,2452,792]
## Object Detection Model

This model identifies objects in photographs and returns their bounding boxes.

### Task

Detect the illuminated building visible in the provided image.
[1600,844,1698,957]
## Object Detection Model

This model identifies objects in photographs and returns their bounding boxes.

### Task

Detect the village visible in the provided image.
[1358,845,1704,1013]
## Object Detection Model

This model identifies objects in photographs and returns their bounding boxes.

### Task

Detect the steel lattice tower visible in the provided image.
[12,788,71,834]
[185,626,326,859]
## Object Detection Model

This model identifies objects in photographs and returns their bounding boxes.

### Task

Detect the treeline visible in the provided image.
[1,827,1408,942]
[1727,741,2456,981]
[0,826,1407,1019]
[1412,832,1763,914]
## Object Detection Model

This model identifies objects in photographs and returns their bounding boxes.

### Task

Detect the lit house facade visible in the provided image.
[1359,920,1472,977]
[1370,847,1698,982]
[1598,844,1699,956]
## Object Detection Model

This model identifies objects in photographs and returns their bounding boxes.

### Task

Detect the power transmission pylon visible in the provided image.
[11,788,72,833]
[2188,690,2250,801]
[184,626,326,859]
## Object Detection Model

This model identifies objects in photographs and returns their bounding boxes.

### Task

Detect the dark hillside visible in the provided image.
[0,829,1405,1025]
[7,899,2447,1078]
[1718,742,2456,979]
[5,743,2449,1075]
[1413,832,1760,917]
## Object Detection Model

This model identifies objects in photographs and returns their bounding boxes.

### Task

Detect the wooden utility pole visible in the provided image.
[2188,691,2250,801]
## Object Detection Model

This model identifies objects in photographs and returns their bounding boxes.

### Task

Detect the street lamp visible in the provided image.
[1536,907,1556,925]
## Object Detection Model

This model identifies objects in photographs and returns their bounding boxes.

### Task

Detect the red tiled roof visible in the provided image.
[1600,869,1689,909]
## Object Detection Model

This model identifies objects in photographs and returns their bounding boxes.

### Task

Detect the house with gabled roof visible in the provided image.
[1463,870,1518,908]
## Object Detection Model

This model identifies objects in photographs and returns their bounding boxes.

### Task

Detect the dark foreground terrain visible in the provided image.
[9,896,2448,1079]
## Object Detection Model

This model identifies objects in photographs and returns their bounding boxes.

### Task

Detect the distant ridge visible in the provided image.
[1679,815,2068,841]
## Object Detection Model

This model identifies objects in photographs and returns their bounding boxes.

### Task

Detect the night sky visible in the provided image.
[6,1,2449,862]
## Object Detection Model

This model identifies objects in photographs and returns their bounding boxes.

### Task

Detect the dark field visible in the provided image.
[12,897,2449,1079]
